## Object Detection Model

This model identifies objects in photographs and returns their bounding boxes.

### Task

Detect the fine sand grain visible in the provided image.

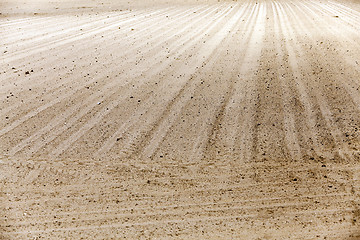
[1,0,360,239]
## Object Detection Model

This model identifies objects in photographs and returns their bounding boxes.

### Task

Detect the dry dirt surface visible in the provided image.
[1,0,360,239]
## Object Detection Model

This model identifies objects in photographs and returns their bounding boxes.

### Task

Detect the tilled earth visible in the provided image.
[1,0,360,239]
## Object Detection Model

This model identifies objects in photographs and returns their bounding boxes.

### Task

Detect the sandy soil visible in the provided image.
[1,0,360,239]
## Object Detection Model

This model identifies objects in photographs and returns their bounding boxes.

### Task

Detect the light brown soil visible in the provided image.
[1,0,360,239]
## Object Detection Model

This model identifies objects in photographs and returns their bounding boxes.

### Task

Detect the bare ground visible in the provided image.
[1,0,360,239]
